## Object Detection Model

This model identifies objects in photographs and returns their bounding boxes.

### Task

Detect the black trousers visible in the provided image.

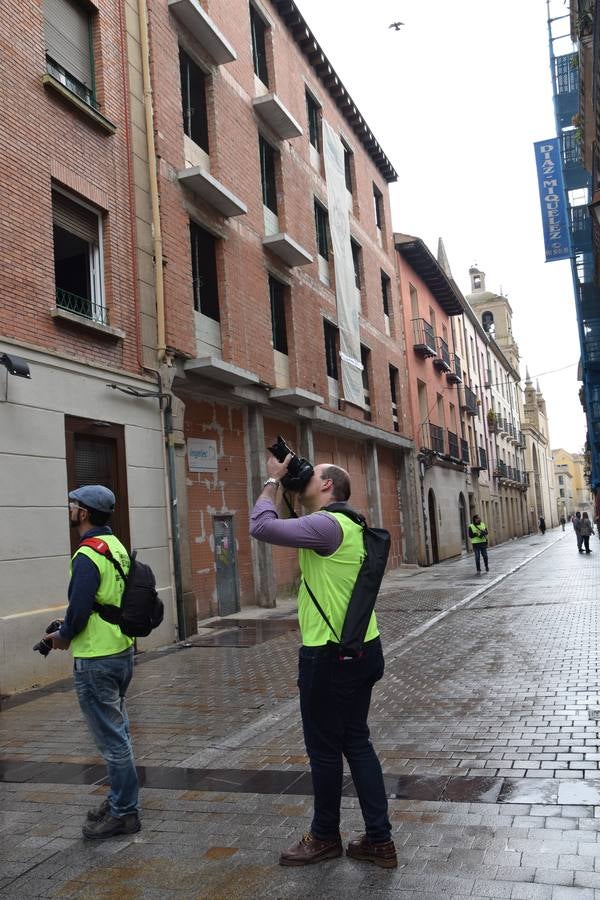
[298,637,391,842]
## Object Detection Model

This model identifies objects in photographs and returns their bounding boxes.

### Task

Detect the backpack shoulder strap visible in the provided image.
[303,578,341,644]
[79,537,127,582]
[321,502,366,528]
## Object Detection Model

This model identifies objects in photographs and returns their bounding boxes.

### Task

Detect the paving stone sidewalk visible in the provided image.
[4,526,600,898]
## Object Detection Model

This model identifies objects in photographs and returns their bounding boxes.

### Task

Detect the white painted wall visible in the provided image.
[0,344,175,696]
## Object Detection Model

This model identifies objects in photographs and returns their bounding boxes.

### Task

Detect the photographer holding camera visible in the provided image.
[36,485,140,840]
[250,439,396,869]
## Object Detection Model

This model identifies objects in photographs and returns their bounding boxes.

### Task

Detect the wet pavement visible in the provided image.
[4,527,600,897]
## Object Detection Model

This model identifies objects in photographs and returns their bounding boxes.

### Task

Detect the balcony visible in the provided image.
[433,337,451,372]
[446,353,462,384]
[447,430,459,459]
[495,459,507,479]
[484,367,492,388]
[178,167,247,217]
[263,233,312,266]
[168,0,236,65]
[487,412,498,434]
[429,423,445,455]
[584,319,600,370]
[252,93,303,140]
[460,384,478,416]
[412,318,436,358]
[460,438,470,464]
[518,430,526,449]
[478,446,487,471]
[580,283,600,322]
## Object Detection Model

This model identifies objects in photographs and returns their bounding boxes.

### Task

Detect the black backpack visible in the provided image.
[303,503,391,658]
[79,538,165,638]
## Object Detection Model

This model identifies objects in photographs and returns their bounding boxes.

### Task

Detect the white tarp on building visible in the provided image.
[322,120,364,408]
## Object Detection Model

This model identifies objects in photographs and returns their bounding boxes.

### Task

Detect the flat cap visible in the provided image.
[69,485,115,513]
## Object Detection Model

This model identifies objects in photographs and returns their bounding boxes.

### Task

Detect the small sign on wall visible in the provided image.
[187,438,218,472]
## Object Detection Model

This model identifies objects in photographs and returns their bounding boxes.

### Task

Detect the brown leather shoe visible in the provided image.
[279,832,343,866]
[346,834,397,868]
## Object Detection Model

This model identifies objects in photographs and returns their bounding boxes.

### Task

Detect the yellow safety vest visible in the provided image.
[298,512,379,646]
[69,534,133,658]
[469,522,488,545]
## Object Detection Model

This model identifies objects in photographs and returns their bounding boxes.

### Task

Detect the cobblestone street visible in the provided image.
[4,527,600,898]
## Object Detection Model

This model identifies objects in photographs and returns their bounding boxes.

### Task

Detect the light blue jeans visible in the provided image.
[74,648,138,817]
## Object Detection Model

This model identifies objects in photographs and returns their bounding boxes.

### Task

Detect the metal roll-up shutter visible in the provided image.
[52,191,98,244]
[44,0,92,88]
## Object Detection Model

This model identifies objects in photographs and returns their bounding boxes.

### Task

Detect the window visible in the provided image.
[409,283,419,319]
[482,310,494,334]
[373,184,384,230]
[323,320,339,379]
[44,0,96,108]
[249,4,269,86]
[269,276,287,354]
[560,488,565,498]
[351,239,362,289]
[314,201,329,259]
[306,91,321,151]
[52,189,104,322]
[473,274,481,289]
[558,475,564,485]
[343,141,354,193]
[381,271,391,317]
[179,48,209,152]
[429,305,437,336]
[389,365,399,432]
[259,135,278,214]
[361,345,371,419]
[190,221,219,321]
[65,416,130,555]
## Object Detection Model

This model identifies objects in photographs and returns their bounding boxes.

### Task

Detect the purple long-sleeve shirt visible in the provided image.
[250,498,342,554]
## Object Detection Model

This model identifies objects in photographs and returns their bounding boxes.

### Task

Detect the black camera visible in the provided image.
[268,435,314,493]
[33,620,63,657]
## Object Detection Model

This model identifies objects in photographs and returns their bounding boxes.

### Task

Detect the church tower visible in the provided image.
[465,265,520,371]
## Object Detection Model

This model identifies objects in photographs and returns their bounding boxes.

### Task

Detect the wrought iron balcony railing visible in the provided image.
[495,459,507,478]
[46,56,98,110]
[429,423,445,454]
[412,318,437,358]
[461,384,478,416]
[56,288,107,324]
[448,430,459,459]
[433,337,451,372]
[446,353,462,384]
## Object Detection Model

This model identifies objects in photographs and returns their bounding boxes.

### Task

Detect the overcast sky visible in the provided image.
[296,0,585,454]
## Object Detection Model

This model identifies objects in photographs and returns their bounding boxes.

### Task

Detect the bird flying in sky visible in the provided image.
[389,21,404,31]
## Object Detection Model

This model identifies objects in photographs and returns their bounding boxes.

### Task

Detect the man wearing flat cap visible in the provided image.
[42,484,140,839]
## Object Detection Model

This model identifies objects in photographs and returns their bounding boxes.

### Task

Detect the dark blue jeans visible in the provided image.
[473,543,488,572]
[74,648,138,817]
[298,637,391,842]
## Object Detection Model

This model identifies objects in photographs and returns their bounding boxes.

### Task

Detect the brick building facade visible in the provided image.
[147,0,418,628]
[0,0,174,694]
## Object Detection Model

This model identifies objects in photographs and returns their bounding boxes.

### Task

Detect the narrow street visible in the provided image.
[3,528,600,898]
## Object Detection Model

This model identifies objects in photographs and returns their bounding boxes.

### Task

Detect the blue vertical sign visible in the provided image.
[533,138,571,261]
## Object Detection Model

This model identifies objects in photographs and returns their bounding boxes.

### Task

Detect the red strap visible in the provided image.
[79,537,113,559]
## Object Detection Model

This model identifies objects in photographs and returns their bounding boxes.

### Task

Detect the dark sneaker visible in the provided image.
[346,834,397,869]
[82,812,141,840]
[86,798,110,822]
[279,832,342,866]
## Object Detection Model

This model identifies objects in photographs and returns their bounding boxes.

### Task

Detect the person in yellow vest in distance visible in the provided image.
[39,485,140,840]
[250,457,396,870]
[468,513,489,574]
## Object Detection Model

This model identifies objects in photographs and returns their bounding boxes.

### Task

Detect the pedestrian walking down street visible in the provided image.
[468,514,489,574]
[250,452,396,870]
[538,516,546,535]
[560,516,566,531]
[38,485,140,840]
[573,511,583,552]
[580,511,594,554]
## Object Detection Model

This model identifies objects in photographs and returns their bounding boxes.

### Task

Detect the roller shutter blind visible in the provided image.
[44,0,93,88]
[52,191,99,244]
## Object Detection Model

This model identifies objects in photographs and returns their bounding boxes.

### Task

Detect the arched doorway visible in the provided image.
[428,489,439,563]
[459,492,468,551]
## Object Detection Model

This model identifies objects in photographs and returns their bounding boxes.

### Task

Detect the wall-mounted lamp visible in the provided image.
[1,353,31,378]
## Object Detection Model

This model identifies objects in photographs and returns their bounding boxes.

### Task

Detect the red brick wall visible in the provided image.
[1,0,142,373]
[149,0,412,439]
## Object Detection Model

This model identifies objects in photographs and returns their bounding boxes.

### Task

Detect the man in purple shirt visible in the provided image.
[250,453,396,870]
